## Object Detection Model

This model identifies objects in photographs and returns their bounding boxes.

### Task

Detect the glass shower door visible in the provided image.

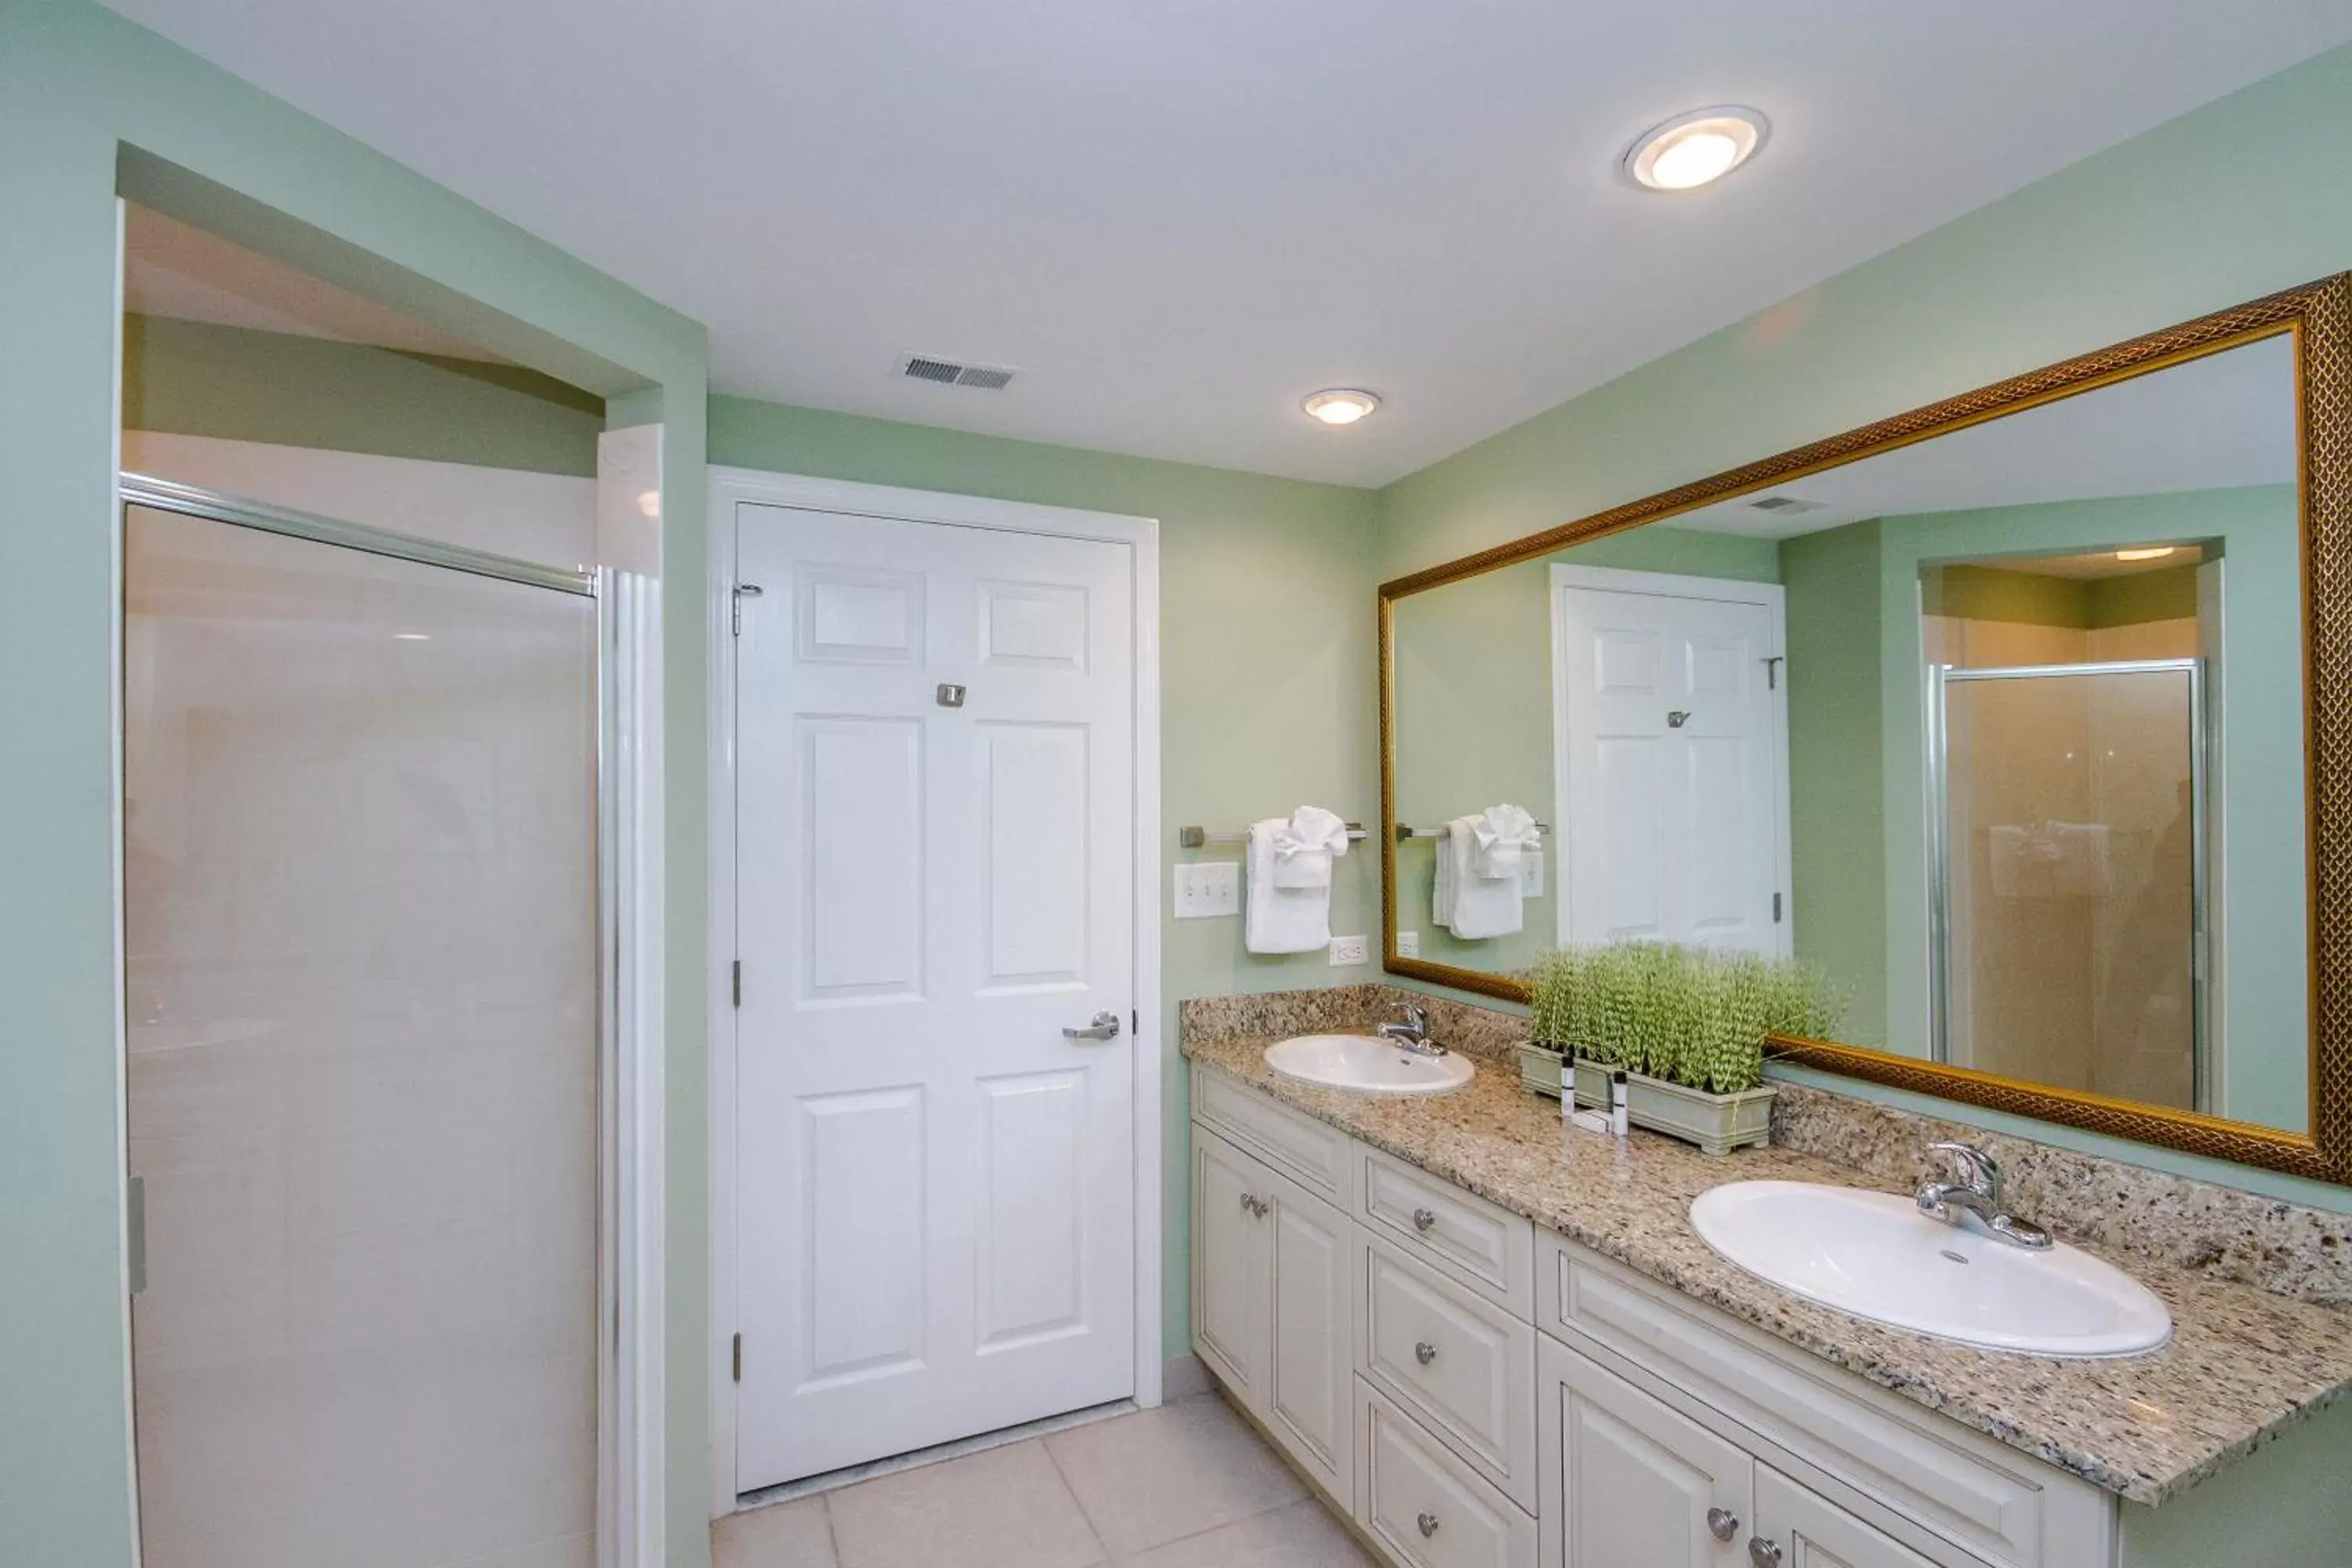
[123,503,600,1568]
[1932,659,2205,1112]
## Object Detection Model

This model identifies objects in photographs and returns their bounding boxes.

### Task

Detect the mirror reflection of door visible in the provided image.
[1550,566,1790,959]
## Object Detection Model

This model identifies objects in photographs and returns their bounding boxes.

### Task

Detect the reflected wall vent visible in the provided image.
[901,354,1018,390]
[1748,494,1823,514]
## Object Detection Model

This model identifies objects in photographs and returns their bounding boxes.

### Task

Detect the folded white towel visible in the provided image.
[2050,821,2114,897]
[1472,803,1540,881]
[1446,814,1524,938]
[1270,805,1351,890]
[1247,818,1334,954]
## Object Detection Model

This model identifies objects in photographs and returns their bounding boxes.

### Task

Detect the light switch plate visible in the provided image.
[1329,935,1368,967]
[1174,861,1240,920]
[1396,930,1421,959]
[1523,851,1544,899]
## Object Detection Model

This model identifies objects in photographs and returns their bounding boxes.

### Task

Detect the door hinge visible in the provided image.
[731,960,742,1007]
[1764,655,1784,691]
[731,582,764,635]
[1132,1009,1140,1036]
[731,1333,742,1383]
[1773,892,1784,924]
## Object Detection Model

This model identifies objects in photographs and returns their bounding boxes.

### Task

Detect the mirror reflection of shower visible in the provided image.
[1924,545,2213,1114]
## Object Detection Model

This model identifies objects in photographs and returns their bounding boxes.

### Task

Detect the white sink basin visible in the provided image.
[1689,1180,2172,1358]
[1264,1034,1475,1098]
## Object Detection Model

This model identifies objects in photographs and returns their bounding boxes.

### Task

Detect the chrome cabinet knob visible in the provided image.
[1748,1537,1782,1567]
[1239,1192,1267,1218]
[1417,1512,1439,1538]
[1411,1207,1437,1232]
[1707,1507,1740,1543]
[1414,1341,1438,1365]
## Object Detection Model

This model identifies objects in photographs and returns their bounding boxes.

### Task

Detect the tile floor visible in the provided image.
[713,1392,1377,1568]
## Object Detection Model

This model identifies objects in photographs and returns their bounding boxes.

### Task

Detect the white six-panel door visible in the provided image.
[733,503,1137,1489]
[1551,567,1789,957]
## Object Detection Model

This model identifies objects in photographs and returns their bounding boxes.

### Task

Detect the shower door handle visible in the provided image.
[1064,1011,1122,1042]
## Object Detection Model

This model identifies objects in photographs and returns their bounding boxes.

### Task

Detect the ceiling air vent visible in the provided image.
[1748,494,1822,515]
[900,354,1018,391]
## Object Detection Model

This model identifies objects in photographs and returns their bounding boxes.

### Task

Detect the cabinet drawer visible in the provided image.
[1359,1232,1539,1511]
[1359,1145,1534,1316]
[1537,1233,2089,1568]
[1192,1066,1352,1208]
[1359,1380,1536,1568]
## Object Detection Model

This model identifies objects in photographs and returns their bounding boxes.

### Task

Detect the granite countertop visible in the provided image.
[1183,1024,2352,1508]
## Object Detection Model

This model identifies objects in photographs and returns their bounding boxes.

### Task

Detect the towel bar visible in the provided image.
[1396,821,1551,840]
[1178,822,1368,849]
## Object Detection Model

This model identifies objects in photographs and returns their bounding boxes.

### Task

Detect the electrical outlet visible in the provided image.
[1173,861,1240,920]
[1329,934,1368,967]
[1522,851,1544,898]
[1396,930,1421,959]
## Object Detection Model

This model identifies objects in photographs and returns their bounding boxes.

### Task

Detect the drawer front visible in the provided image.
[1537,1234,2065,1568]
[1359,1380,1536,1568]
[1192,1066,1352,1208]
[1360,1233,1539,1511]
[1359,1145,1534,1316]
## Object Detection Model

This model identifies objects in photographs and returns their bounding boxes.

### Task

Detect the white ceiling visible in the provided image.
[1669,333,2296,539]
[98,2,2352,486]
[123,205,510,361]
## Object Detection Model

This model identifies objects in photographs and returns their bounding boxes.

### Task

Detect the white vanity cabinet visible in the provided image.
[1190,1123,1357,1509]
[1189,1065,2118,1568]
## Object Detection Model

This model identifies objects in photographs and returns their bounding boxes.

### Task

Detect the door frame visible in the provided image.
[1547,563,1793,954]
[704,466,1163,1515]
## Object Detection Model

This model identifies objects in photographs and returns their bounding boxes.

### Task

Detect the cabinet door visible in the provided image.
[1265,1171,1354,1508]
[1192,1127,1272,1407]
[1537,1337,1753,1568]
[1752,1468,1947,1568]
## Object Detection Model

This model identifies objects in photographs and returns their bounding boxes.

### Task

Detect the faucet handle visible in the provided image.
[1925,1141,2001,1199]
[1398,1001,1428,1030]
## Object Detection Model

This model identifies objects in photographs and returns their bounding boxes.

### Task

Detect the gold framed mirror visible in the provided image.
[1379,273,2352,1181]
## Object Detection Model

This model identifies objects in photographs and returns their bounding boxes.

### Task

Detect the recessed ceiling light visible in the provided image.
[1303,389,1381,426]
[1624,107,1769,192]
[2114,546,2177,561]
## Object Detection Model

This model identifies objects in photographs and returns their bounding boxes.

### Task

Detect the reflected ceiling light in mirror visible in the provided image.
[1303,389,1381,426]
[2115,546,2178,561]
[394,632,431,641]
[1624,107,1769,191]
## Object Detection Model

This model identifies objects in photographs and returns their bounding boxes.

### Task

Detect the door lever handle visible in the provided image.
[1064,1011,1122,1042]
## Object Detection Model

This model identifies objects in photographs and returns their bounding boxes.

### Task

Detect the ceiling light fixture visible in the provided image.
[1303,389,1381,426]
[1624,106,1769,192]
[2114,546,2177,562]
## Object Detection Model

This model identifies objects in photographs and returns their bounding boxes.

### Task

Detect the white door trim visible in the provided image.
[1548,563,1793,954]
[705,466,1163,1517]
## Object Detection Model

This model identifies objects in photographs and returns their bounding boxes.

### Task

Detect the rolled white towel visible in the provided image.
[1270,805,1350,890]
[1472,803,1539,881]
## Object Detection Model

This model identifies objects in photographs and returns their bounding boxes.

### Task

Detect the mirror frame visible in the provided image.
[1379,273,2352,1181]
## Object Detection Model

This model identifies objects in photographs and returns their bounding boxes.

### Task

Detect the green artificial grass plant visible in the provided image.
[1526,941,1849,1095]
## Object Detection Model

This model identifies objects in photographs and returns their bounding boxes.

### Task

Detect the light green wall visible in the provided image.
[1372,38,2352,1250]
[122,312,605,474]
[1922,561,2202,630]
[0,5,709,1564]
[706,394,1381,1360]
[1782,519,1889,1044]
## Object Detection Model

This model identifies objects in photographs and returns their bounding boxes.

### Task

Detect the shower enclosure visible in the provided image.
[1929,659,2207,1112]
[120,476,647,1568]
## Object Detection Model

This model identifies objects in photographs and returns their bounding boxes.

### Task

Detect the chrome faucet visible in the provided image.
[1915,1142,2051,1250]
[1377,1002,1444,1058]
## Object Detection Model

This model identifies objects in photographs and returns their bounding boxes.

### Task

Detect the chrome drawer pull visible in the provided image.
[1748,1537,1782,1568]
[1410,1207,1437,1232]
[1414,1341,1438,1365]
[1417,1512,1439,1538]
[1708,1507,1740,1543]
